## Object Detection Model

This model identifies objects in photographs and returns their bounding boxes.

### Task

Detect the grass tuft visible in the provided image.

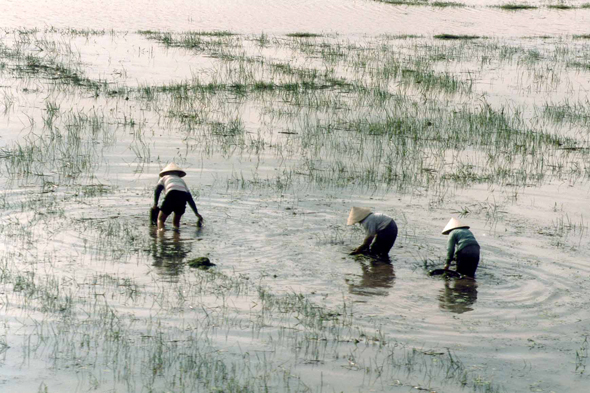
[379,0,428,5]
[495,3,538,10]
[547,4,575,9]
[434,34,482,40]
[431,1,466,6]
[286,32,322,38]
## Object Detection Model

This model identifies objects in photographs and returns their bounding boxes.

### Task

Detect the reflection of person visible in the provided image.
[438,279,478,314]
[347,207,398,258]
[348,260,395,296]
[442,218,480,278]
[153,163,203,231]
[149,228,192,279]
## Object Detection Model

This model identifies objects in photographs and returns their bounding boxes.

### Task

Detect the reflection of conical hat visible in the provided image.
[159,163,186,177]
[347,207,372,225]
[442,218,469,235]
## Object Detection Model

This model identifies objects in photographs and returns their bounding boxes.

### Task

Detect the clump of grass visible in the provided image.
[495,3,538,10]
[567,61,590,70]
[383,34,422,39]
[431,1,466,7]
[192,30,236,36]
[286,32,322,38]
[139,29,235,37]
[434,34,482,40]
[573,34,590,39]
[379,0,428,5]
[547,4,574,9]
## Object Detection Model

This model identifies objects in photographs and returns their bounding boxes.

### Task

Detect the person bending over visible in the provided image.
[348,207,398,258]
[153,163,203,231]
[442,218,480,278]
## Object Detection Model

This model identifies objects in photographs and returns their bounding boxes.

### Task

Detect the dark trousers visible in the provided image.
[456,244,480,277]
[160,190,188,216]
[370,221,398,256]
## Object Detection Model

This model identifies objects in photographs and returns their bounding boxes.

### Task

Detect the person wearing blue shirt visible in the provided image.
[442,218,480,278]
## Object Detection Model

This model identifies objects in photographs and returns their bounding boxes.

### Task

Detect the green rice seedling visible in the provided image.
[576,336,589,374]
[187,30,236,37]
[44,26,114,37]
[1,89,16,115]
[568,61,590,70]
[542,100,590,125]
[42,100,60,130]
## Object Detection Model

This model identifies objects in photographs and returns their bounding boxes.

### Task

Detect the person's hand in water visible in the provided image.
[196,213,204,227]
[349,247,365,255]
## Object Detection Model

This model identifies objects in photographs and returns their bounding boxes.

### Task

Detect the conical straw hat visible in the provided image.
[159,163,186,177]
[442,218,469,235]
[347,207,372,225]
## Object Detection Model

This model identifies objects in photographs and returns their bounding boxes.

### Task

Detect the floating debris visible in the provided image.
[188,257,216,269]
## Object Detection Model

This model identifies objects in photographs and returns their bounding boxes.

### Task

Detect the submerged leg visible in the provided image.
[455,245,480,278]
[370,221,398,257]
[172,212,183,229]
[157,210,170,230]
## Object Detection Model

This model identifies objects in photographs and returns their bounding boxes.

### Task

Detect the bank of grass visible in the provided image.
[431,1,466,6]
[547,4,575,9]
[378,0,467,5]
[494,3,538,10]
[434,34,482,40]
[378,0,428,5]
[286,32,322,38]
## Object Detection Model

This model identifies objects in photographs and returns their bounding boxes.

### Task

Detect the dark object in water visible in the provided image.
[188,257,215,269]
[150,206,160,225]
[429,269,463,279]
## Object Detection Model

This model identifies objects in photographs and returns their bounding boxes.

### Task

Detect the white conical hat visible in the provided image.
[347,207,372,225]
[159,163,186,177]
[442,218,469,235]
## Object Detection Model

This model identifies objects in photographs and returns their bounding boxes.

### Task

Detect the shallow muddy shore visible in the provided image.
[1,2,590,392]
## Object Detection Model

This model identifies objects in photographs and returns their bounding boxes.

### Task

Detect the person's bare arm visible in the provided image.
[350,235,375,255]
[154,184,164,207]
[187,193,203,226]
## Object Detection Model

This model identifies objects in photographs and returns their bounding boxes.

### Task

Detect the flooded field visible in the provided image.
[1,1,590,392]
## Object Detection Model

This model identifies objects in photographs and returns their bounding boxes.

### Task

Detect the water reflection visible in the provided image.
[347,259,395,297]
[438,279,478,314]
[148,227,194,280]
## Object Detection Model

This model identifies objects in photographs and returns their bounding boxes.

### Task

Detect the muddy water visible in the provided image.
[1,2,590,393]
[1,0,590,36]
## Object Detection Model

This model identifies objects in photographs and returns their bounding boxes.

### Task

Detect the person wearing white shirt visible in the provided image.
[347,207,398,258]
[153,163,203,231]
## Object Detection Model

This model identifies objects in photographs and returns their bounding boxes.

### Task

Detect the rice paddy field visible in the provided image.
[1,1,590,392]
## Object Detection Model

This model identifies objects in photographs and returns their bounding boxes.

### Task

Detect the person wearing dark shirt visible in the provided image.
[442,218,480,278]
